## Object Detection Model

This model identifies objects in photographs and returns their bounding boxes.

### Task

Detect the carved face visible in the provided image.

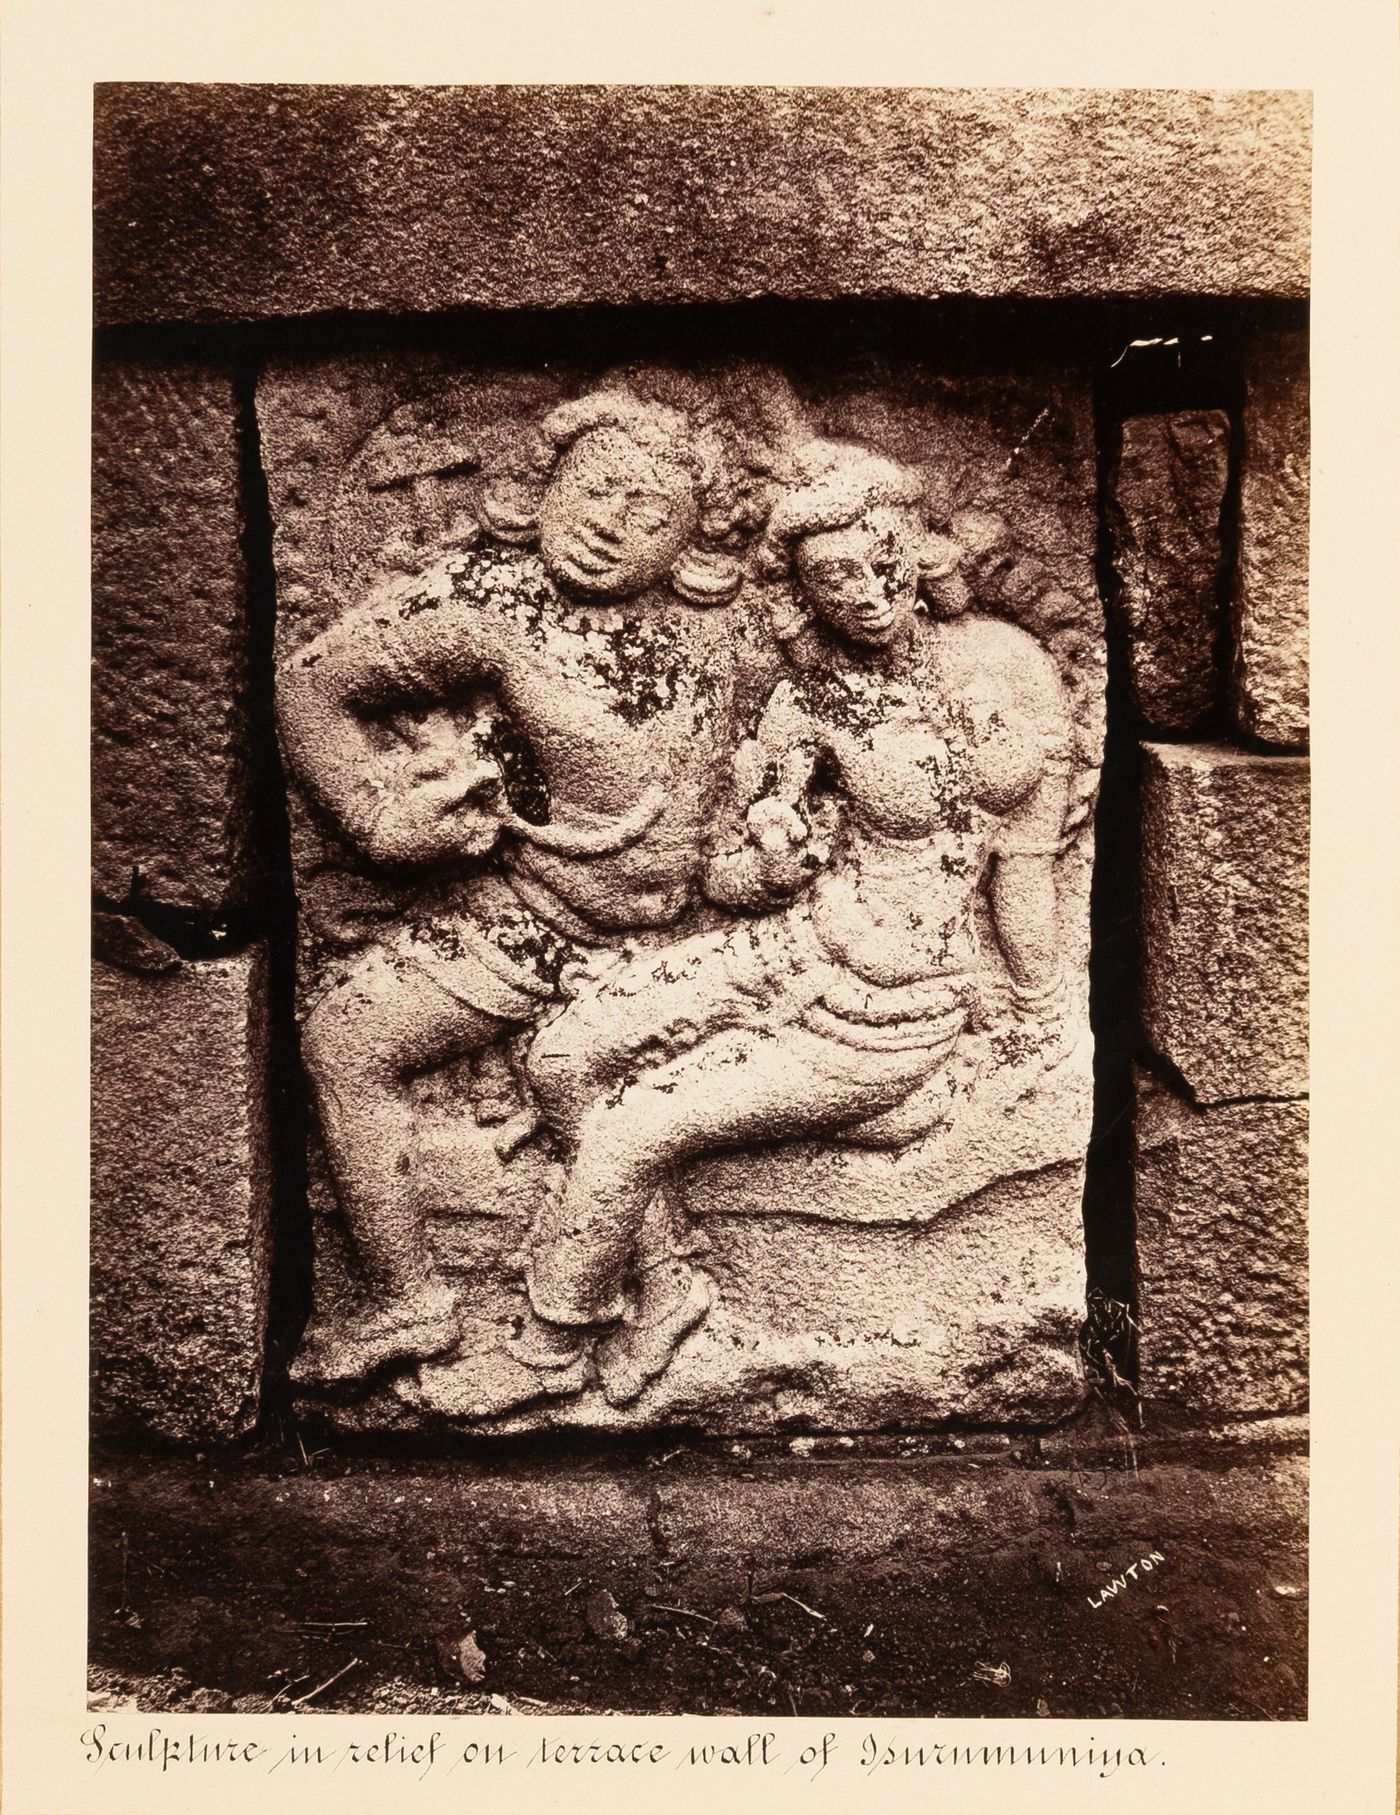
[538,427,700,601]
[794,505,919,648]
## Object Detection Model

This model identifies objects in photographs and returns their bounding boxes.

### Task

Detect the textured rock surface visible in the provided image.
[1233,329,1309,748]
[91,946,272,1441]
[95,86,1310,324]
[262,346,1103,1433]
[89,1440,1308,1718]
[1108,411,1228,733]
[1140,742,1308,1104]
[311,1159,1089,1437]
[92,358,253,915]
[1135,1071,1307,1416]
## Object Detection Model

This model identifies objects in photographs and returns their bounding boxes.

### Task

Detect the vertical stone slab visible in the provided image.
[92,358,253,914]
[91,938,272,1441]
[261,344,1104,1437]
[1107,411,1228,734]
[1140,742,1308,1104]
[1233,328,1309,748]
[1135,1070,1307,1415]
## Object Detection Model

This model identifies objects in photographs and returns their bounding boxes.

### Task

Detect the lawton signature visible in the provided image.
[1088,1551,1165,1609]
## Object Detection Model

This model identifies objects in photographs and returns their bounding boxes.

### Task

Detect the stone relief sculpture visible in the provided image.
[265,351,1104,1435]
[277,368,788,1386]
[505,438,1082,1409]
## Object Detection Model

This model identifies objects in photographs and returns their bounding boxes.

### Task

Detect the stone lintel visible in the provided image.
[95,86,1310,326]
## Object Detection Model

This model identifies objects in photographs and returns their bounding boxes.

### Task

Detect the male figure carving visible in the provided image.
[276,376,772,1388]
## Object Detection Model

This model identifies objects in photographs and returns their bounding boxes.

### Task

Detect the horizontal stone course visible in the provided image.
[91,946,272,1442]
[1135,1071,1307,1417]
[92,357,253,915]
[88,1443,1308,1717]
[1140,741,1308,1104]
[95,86,1310,324]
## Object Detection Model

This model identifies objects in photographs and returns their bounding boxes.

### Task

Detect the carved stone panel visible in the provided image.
[259,343,1104,1434]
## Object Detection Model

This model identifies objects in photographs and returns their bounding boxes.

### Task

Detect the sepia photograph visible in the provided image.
[83,80,1314,1727]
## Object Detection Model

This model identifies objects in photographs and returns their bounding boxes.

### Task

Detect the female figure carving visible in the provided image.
[502,439,1080,1408]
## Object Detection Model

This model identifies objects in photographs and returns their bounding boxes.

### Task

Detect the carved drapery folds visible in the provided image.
[262,349,1104,1434]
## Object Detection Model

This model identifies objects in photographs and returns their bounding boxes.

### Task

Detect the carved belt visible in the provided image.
[800,969,971,1053]
[801,997,967,1054]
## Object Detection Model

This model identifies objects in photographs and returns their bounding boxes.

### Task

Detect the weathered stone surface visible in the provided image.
[89,1443,1308,1718]
[91,946,271,1441]
[309,1159,1089,1437]
[92,358,253,914]
[1233,328,1309,747]
[94,86,1310,325]
[1108,411,1228,733]
[657,1447,1307,1561]
[1140,742,1308,1103]
[261,348,1103,1433]
[1135,1071,1307,1416]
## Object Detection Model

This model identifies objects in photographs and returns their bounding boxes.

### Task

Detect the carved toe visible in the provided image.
[596,1269,716,1407]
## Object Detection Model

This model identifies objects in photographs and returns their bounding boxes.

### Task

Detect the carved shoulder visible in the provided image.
[924,614,1070,744]
[283,545,549,707]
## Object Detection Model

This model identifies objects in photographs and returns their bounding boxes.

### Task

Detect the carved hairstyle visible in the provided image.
[476,365,799,608]
[755,440,958,640]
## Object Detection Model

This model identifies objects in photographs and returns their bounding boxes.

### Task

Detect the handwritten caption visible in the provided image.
[81,1723,1164,1783]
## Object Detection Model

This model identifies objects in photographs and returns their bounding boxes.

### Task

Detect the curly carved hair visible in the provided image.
[476,365,804,607]
[753,440,943,639]
[753,440,926,576]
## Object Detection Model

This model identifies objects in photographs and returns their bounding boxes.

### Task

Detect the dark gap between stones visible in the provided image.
[92,294,1306,375]
[233,345,315,1440]
[1082,364,1144,1399]
[1082,303,1291,1403]
[91,896,252,965]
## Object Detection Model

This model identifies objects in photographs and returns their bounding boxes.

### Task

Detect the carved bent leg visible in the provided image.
[413,1160,592,1422]
[295,942,512,1385]
[529,1019,945,1404]
[527,927,757,1148]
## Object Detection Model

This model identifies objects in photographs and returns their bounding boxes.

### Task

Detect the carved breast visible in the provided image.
[828,689,971,844]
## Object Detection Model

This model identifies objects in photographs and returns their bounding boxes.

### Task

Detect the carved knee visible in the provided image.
[302,977,403,1097]
[575,1092,684,1201]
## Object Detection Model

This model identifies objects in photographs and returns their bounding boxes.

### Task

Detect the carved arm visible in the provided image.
[276,581,503,868]
[703,681,830,910]
[987,750,1073,1033]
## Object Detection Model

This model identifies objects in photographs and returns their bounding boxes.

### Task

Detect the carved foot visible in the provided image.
[493,1106,543,1161]
[293,1282,463,1388]
[416,1318,590,1421]
[596,1265,717,1407]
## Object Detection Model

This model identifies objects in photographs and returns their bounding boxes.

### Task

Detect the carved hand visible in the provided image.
[1005,969,1076,1071]
[1033,1012,1079,1074]
[363,747,507,867]
[744,795,828,897]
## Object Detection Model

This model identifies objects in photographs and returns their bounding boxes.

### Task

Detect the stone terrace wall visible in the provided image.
[91,85,1308,1443]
